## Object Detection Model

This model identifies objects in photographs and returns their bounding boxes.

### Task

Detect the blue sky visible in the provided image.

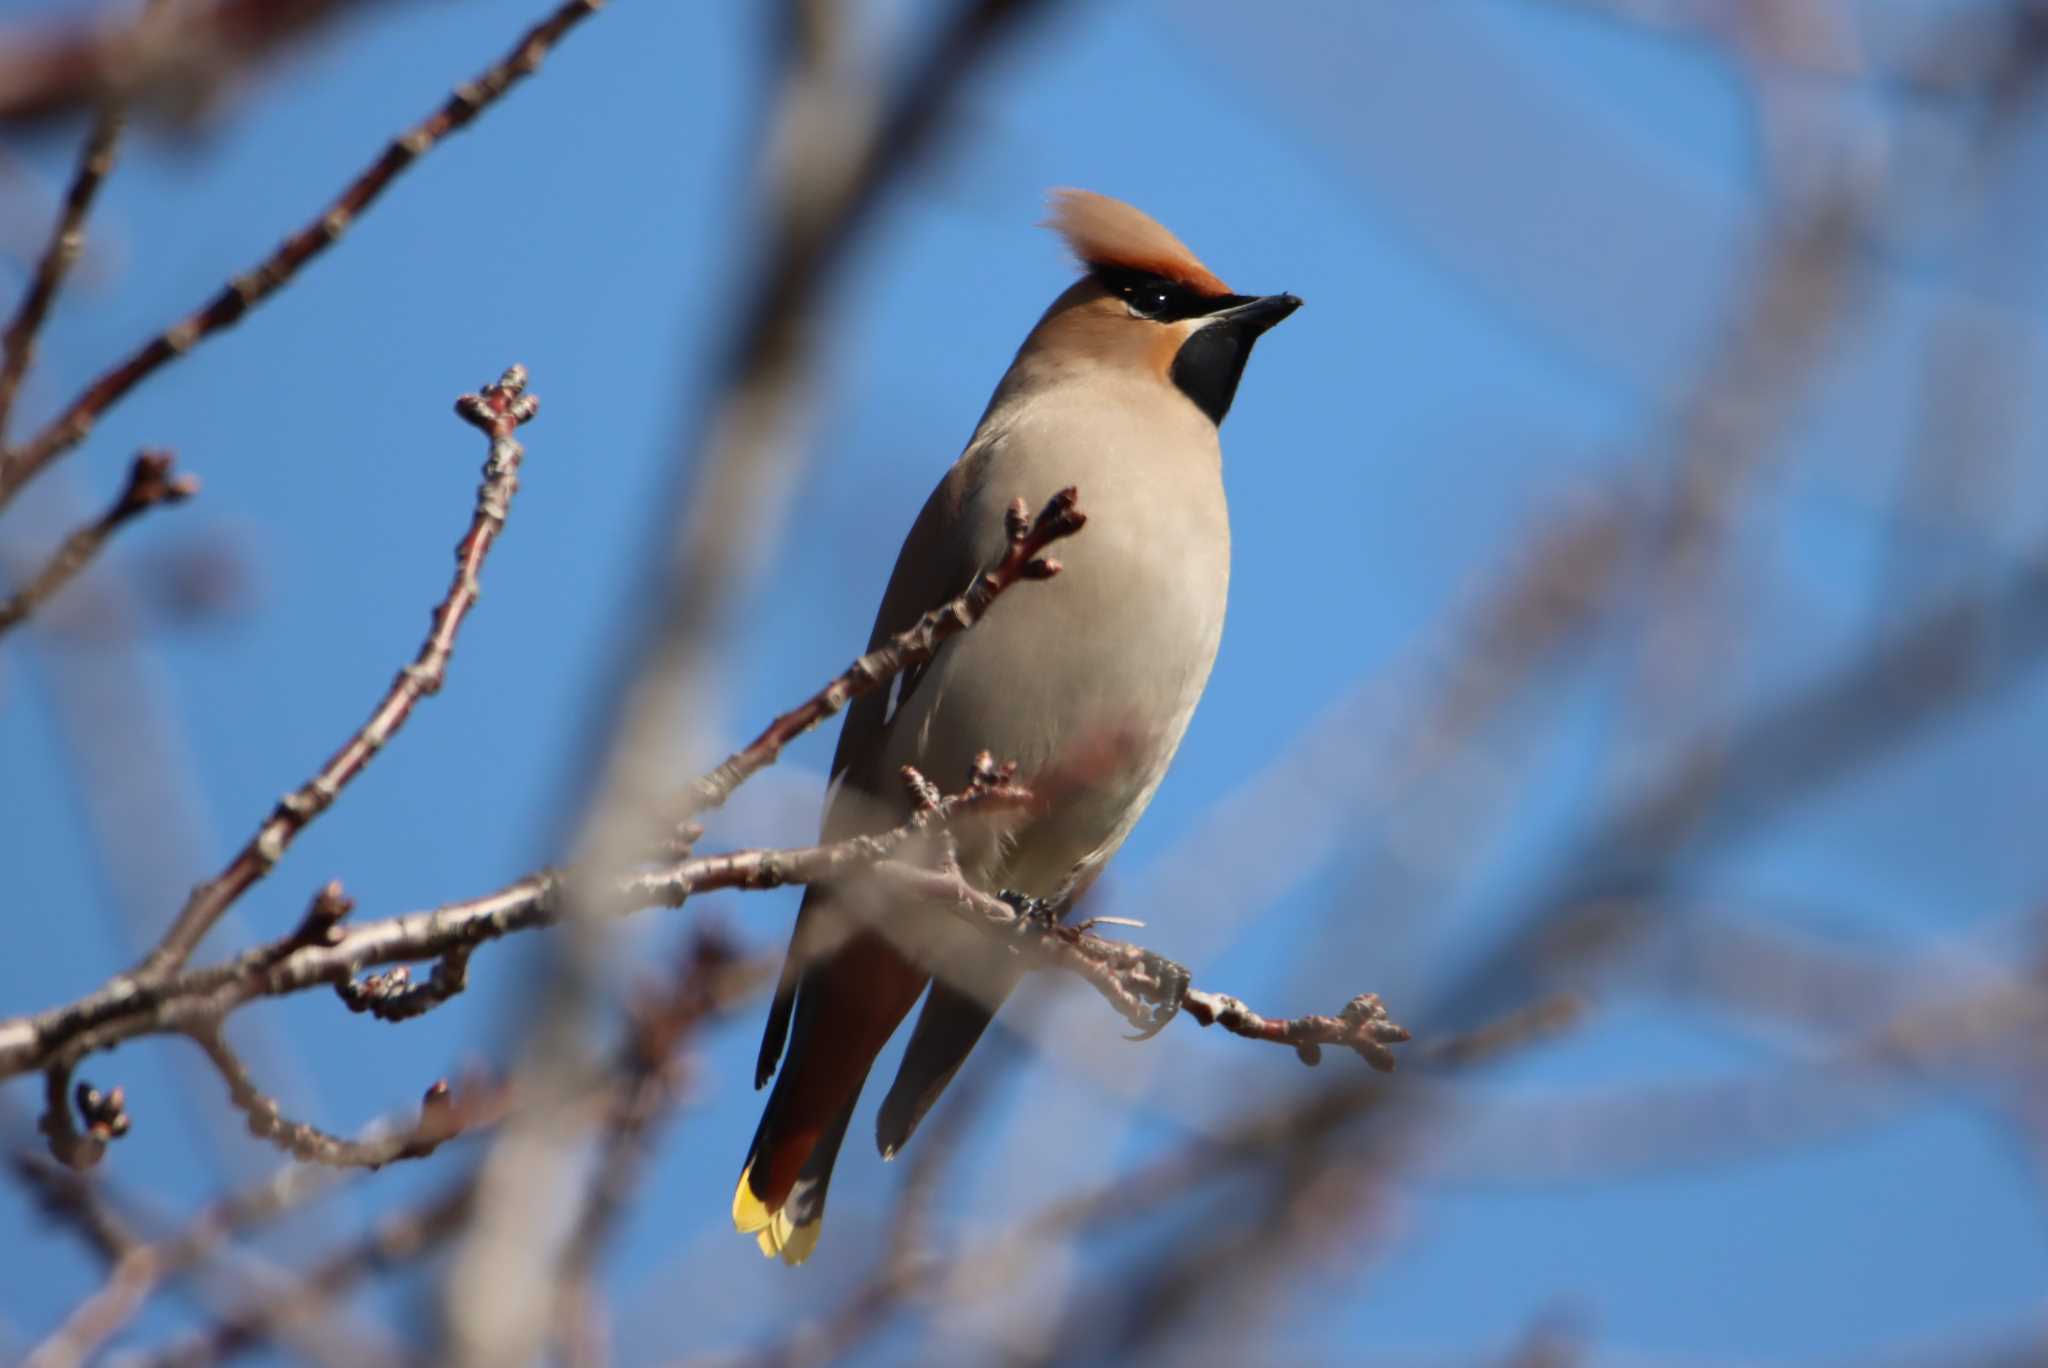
[4,0,2048,1361]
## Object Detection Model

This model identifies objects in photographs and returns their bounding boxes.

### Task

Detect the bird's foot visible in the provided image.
[1124,949,1190,1041]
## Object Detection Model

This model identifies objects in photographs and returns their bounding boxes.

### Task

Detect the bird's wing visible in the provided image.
[753,459,981,1089]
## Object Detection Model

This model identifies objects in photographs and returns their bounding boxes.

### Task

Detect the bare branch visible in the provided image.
[0,0,396,129]
[334,947,473,1023]
[132,366,539,983]
[0,105,125,441]
[12,1152,141,1267]
[132,1179,476,1368]
[190,1025,500,1169]
[0,449,196,636]
[0,767,1404,1090]
[680,487,1087,820]
[0,0,601,514]
[98,949,773,1368]
[862,860,1411,1070]
[0,772,1032,1078]
[552,930,750,1360]
[39,1061,131,1171]
[1420,992,1586,1069]
[18,1160,340,1368]
[1180,989,1410,1070]
[270,881,355,962]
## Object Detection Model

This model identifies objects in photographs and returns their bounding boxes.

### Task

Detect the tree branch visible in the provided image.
[679,486,1086,819]
[553,930,752,1362]
[17,1158,340,1368]
[131,365,538,984]
[0,449,196,636]
[334,947,473,1023]
[127,1179,475,1368]
[0,771,1031,1079]
[0,768,1407,1086]
[0,0,395,129]
[63,946,774,1368]
[862,861,1412,1070]
[0,0,601,515]
[0,104,125,441]
[187,1026,499,1169]
[38,1060,131,1171]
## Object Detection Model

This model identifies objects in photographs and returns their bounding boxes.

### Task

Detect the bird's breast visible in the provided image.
[886,389,1231,896]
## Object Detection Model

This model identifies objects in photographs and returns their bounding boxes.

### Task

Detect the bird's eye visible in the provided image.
[1125,285,1172,320]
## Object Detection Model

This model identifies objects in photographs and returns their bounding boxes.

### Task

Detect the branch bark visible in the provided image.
[0,103,125,441]
[0,775,1408,1086]
[0,0,394,128]
[0,449,196,636]
[680,487,1086,820]
[131,366,538,983]
[0,0,601,515]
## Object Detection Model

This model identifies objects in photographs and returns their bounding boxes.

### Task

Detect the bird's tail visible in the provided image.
[734,1096,856,1266]
[737,908,932,1265]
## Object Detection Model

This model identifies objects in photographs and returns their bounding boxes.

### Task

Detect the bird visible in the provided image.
[734,188,1300,1264]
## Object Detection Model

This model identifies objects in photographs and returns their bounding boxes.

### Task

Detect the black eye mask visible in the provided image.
[1091,264,1259,324]
[1090,265,1300,425]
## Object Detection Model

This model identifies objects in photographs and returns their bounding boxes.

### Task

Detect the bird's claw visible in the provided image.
[1123,949,1190,1041]
[997,890,1184,1040]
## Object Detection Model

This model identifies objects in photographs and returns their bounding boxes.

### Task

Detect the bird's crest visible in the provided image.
[1046,188,1231,297]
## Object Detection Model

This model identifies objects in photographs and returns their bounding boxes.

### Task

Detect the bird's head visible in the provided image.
[1024,188,1301,426]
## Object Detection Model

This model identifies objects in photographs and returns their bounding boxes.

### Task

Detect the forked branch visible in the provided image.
[131,366,539,984]
[0,449,197,636]
[682,488,1087,819]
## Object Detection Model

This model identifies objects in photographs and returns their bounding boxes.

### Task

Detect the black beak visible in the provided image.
[1208,292,1301,334]
[1172,292,1303,426]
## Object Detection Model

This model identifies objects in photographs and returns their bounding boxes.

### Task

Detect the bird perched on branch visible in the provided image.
[735,189,1300,1263]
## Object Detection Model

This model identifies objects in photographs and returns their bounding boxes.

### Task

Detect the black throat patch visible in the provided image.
[1171,324,1258,426]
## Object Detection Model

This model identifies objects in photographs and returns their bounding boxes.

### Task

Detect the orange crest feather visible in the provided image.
[1045,188,1231,297]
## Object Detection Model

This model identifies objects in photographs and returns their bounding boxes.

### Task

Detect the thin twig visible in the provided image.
[131,366,538,983]
[21,953,763,1368]
[19,1160,338,1368]
[134,1180,477,1368]
[0,104,125,441]
[0,449,195,636]
[680,488,1086,820]
[864,860,1412,1070]
[0,0,601,515]
[0,0,393,128]
[12,1152,141,1266]
[333,947,473,1022]
[38,1060,130,1170]
[189,1024,501,1169]
[553,930,750,1365]
[113,954,775,1368]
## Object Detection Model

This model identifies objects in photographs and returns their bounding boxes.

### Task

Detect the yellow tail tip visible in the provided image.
[774,1211,822,1266]
[733,1164,823,1265]
[732,1162,774,1234]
